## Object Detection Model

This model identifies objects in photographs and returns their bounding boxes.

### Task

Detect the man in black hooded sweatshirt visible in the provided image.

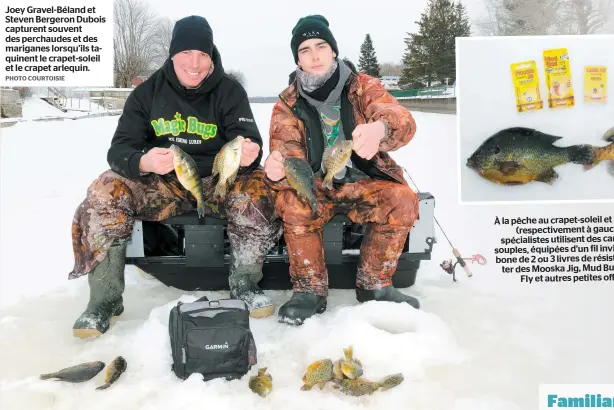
[68,16,281,338]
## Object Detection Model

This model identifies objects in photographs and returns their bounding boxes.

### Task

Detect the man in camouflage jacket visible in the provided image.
[264,15,421,325]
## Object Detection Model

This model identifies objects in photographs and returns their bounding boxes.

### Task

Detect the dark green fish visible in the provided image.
[95,356,127,390]
[466,127,594,185]
[284,157,318,213]
[40,361,105,383]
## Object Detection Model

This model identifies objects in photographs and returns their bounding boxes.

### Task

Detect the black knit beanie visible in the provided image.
[291,15,338,64]
[169,15,214,58]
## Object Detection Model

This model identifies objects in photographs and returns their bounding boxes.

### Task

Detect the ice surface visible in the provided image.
[1,103,613,410]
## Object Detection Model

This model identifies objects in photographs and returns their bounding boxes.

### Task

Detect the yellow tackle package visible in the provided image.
[584,66,608,104]
[510,60,544,113]
[543,48,575,109]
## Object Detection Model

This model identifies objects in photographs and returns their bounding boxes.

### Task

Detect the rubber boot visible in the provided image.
[278,292,327,326]
[356,285,420,309]
[229,264,274,318]
[73,242,127,338]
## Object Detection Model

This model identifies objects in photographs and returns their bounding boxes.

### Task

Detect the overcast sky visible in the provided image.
[143,0,484,96]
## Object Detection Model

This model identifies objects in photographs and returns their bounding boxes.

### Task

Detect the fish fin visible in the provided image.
[228,168,239,187]
[310,198,318,214]
[608,162,614,177]
[333,166,347,180]
[566,144,595,165]
[214,180,227,200]
[318,381,327,390]
[603,126,614,142]
[343,346,353,359]
[496,160,522,176]
[39,373,55,380]
[95,383,110,390]
[536,168,558,184]
[322,175,334,190]
[300,383,313,391]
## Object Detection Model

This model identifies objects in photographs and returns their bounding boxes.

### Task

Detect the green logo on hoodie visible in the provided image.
[151,112,218,140]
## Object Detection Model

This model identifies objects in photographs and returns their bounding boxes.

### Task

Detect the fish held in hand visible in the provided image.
[284,157,318,213]
[466,127,594,185]
[249,367,273,397]
[95,356,127,390]
[213,136,244,201]
[170,145,205,217]
[301,359,334,391]
[321,140,354,190]
[39,361,105,383]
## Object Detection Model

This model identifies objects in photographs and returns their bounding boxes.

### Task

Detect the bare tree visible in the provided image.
[379,62,404,76]
[475,0,614,35]
[113,0,158,88]
[227,70,247,88]
[150,17,175,69]
[475,0,563,35]
[555,0,614,34]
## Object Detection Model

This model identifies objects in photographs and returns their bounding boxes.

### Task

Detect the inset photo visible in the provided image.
[456,35,614,204]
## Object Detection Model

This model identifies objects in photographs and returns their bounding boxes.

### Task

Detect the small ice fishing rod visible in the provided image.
[401,166,474,280]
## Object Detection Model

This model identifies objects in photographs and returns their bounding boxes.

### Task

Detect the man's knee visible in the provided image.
[388,184,419,227]
[226,170,279,228]
[85,169,133,209]
[275,189,318,227]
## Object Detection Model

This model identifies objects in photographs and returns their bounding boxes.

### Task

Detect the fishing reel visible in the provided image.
[440,249,486,282]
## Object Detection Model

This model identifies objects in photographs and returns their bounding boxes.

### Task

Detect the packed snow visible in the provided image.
[457,35,614,203]
[1,103,613,410]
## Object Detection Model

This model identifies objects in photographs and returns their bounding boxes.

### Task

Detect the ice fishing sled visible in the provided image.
[124,193,436,291]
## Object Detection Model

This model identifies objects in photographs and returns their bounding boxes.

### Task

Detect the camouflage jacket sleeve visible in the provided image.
[357,73,417,152]
[267,98,307,190]
[269,99,307,160]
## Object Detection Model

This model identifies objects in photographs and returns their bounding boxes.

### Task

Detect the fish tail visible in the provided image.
[603,126,614,142]
[196,198,206,218]
[584,141,614,171]
[95,383,110,390]
[39,373,55,380]
[566,144,595,165]
[309,196,318,214]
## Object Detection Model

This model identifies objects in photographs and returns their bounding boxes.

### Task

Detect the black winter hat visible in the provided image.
[169,15,214,58]
[291,15,338,64]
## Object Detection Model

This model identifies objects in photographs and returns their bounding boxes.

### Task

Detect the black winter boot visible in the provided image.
[278,292,327,326]
[229,265,274,318]
[356,285,420,309]
[73,242,127,338]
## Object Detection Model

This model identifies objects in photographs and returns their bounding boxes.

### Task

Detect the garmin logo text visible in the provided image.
[205,342,229,350]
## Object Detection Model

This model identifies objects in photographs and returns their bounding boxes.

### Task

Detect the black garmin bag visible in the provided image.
[169,296,257,381]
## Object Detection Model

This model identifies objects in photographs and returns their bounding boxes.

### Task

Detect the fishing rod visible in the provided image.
[401,166,476,281]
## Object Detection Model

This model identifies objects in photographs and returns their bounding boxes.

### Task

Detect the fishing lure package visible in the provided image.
[168,296,257,382]
[543,48,575,109]
[510,60,544,113]
[584,66,608,104]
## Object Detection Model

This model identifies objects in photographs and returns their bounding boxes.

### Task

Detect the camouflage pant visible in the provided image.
[275,178,419,296]
[69,168,281,280]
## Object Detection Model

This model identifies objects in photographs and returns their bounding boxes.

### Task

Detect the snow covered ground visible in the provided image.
[1,104,613,410]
